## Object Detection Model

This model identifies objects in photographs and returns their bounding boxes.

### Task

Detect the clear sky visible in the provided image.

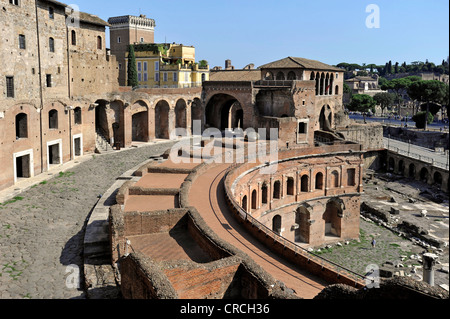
[71,0,449,69]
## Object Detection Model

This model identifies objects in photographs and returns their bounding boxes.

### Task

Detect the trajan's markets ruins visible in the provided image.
[0,0,448,302]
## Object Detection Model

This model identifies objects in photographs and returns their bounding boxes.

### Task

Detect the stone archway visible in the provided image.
[272,215,282,235]
[155,100,170,139]
[323,199,343,238]
[295,205,311,244]
[319,105,333,131]
[191,98,203,135]
[175,99,187,137]
[132,111,148,142]
[131,100,149,142]
[205,93,243,131]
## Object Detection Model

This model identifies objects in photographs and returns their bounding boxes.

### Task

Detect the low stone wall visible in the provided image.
[223,192,365,288]
[314,277,448,299]
[120,252,178,299]
[384,126,449,150]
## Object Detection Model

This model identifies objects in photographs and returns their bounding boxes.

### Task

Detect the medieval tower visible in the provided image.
[108,15,156,86]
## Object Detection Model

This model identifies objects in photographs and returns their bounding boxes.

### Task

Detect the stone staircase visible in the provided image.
[95,130,113,154]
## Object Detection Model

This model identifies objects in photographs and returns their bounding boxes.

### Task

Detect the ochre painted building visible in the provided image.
[129,43,210,88]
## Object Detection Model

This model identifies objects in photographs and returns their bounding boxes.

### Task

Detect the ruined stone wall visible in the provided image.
[338,122,384,151]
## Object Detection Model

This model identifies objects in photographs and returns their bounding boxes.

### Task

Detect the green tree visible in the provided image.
[348,94,376,123]
[373,92,396,115]
[412,112,434,129]
[381,76,421,104]
[407,80,450,130]
[127,45,139,88]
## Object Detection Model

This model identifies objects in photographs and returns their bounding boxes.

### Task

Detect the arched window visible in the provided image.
[273,180,281,199]
[287,177,294,196]
[74,107,82,125]
[15,113,28,139]
[261,184,268,204]
[251,190,257,210]
[242,195,248,212]
[335,85,339,95]
[264,72,273,80]
[276,72,285,81]
[301,175,309,192]
[49,7,54,19]
[347,169,356,186]
[48,109,58,129]
[331,170,339,188]
[71,30,76,46]
[287,71,296,80]
[49,37,55,52]
[97,36,102,50]
[315,172,324,190]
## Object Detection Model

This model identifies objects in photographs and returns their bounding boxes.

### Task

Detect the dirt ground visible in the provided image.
[312,169,449,290]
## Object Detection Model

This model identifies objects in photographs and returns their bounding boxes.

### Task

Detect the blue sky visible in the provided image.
[73,0,449,69]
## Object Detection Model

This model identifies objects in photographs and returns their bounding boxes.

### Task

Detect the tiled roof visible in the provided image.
[209,70,261,81]
[44,0,110,27]
[259,57,343,72]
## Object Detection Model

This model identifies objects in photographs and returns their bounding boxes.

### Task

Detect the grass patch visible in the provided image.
[0,197,24,206]
[57,171,75,179]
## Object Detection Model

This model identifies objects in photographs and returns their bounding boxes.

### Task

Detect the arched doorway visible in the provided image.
[131,100,149,142]
[272,215,282,235]
[295,205,310,243]
[419,167,429,184]
[205,94,243,131]
[175,99,187,137]
[434,172,443,190]
[323,199,343,237]
[319,105,333,131]
[398,160,405,176]
[95,99,110,139]
[191,98,203,135]
[408,164,416,179]
[132,111,149,142]
[155,100,170,139]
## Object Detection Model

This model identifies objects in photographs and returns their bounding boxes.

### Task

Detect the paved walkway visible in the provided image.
[188,163,328,299]
[384,137,449,169]
[0,140,177,299]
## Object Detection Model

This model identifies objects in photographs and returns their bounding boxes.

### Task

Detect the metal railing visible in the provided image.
[385,139,449,170]
[253,80,294,87]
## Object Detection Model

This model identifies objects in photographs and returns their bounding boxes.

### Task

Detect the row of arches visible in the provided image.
[240,168,357,214]
[263,70,303,81]
[269,199,344,243]
[94,96,203,146]
[15,107,83,140]
[310,72,339,96]
[387,156,447,191]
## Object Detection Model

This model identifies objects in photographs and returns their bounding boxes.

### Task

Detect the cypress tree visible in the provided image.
[127,45,139,88]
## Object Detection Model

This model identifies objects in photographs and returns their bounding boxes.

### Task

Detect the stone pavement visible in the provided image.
[0,139,178,299]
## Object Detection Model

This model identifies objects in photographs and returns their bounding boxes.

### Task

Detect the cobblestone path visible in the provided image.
[0,142,175,299]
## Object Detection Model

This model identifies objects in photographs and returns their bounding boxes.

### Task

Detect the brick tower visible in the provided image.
[108,15,156,86]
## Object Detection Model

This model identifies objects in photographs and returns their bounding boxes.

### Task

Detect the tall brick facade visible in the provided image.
[0,0,118,190]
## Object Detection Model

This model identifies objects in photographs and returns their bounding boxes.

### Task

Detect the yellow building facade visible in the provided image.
[127,43,209,88]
